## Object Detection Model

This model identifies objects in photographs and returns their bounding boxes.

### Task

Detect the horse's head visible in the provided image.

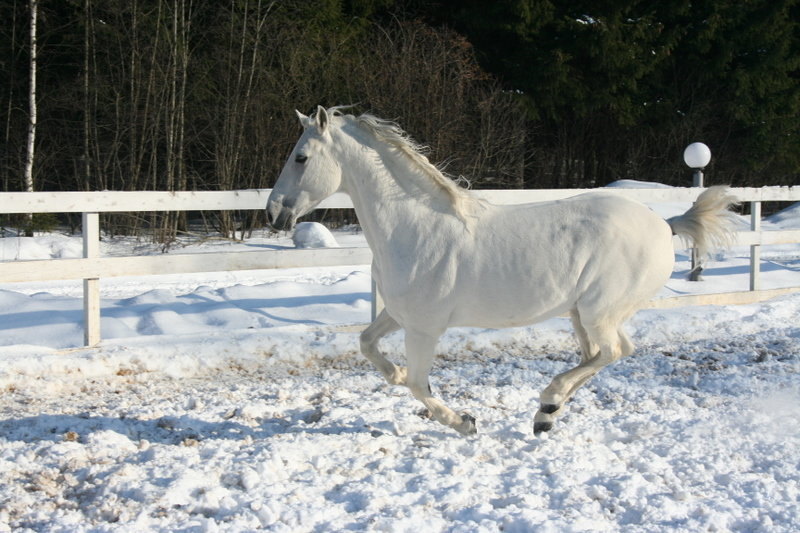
[267,106,343,231]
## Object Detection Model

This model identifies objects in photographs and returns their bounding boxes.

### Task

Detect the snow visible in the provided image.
[292,222,340,249]
[0,200,799,532]
[767,202,800,229]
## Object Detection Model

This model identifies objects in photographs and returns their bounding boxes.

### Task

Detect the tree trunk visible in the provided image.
[23,0,37,235]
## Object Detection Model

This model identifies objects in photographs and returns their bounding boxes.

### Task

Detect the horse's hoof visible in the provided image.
[457,413,477,436]
[533,421,553,436]
[540,403,560,414]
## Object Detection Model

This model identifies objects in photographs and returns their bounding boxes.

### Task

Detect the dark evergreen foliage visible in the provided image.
[1,0,797,237]
[419,0,800,187]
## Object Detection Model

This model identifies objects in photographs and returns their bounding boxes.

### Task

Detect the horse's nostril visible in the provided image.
[266,205,293,231]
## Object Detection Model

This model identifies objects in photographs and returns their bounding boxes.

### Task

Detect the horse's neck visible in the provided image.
[341,138,457,250]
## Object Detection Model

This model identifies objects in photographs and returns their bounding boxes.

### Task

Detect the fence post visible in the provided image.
[82,212,101,346]
[750,201,761,291]
[688,163,706,282]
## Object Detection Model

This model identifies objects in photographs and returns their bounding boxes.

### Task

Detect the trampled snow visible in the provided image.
[0,200,799,532]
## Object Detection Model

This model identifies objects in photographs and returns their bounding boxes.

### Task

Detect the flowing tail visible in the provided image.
[667,186,740,259]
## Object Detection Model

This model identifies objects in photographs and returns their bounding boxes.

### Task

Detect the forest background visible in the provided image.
[1,0,799,239]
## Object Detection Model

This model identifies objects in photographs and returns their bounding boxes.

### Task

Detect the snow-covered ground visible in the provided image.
[0,199,799,532]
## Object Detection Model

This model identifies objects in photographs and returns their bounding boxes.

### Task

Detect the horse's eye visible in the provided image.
[295,154,308,164]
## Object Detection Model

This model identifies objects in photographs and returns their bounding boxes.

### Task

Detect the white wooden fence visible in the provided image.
[1,186,799,347]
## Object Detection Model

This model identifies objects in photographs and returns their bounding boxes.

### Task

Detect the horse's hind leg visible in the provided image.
[534,322,631,435]
[405,329,477,436]
[360,309,405,385]
[570,308,598,363]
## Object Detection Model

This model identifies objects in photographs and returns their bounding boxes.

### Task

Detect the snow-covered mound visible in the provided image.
[767,201,800,229]
[604,179,675,189]
[0,269,371,350]
[292,222,340,248]
[0,233,82,261]
[603,179,691,219]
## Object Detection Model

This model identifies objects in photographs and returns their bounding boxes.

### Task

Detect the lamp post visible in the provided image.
[683,142,711,280]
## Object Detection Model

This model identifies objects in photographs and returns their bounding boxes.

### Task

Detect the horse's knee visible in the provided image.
[359,330,376,354]
[360,312,400,356]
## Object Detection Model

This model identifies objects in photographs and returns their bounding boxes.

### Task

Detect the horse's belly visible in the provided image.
[450,303,571,329]
[446,277,579,328]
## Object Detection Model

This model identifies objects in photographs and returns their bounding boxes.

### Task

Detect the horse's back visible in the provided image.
[480,192,672,262]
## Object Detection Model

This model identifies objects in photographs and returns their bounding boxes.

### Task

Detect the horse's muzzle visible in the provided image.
[266,196,299,231]
[266,206,296,231]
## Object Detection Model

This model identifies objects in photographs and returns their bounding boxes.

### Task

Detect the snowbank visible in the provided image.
[767,201,800,229]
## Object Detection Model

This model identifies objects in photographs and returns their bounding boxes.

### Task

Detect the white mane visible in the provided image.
[331,107,481,220]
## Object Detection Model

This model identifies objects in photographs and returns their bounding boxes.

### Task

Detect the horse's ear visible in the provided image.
[295,110,311,129]
[315,105,329,134]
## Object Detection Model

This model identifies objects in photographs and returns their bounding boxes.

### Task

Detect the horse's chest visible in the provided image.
[374,242,460,303]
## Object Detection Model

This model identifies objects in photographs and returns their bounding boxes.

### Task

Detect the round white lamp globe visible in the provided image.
[683,142,711,169]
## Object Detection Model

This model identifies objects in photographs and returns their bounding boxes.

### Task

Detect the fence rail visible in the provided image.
[2,186,799,347]
[1,186,798,213]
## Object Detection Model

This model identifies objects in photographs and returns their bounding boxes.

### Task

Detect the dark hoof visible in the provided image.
[533,421,553,436]
[458,413,477,436]
[540,403,560,414]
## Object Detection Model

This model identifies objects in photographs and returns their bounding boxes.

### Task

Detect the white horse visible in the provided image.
[267,105,737,436]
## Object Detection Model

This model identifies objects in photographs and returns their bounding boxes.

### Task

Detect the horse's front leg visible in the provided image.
[405,329,477,436]
[360,309,405,385]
